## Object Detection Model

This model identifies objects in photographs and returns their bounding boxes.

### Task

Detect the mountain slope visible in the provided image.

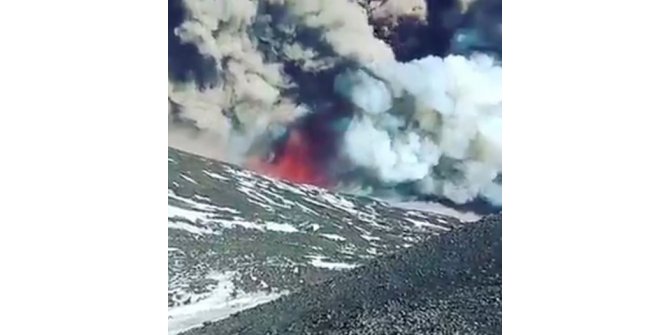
[168,147,463,334]
[183,214,502,335]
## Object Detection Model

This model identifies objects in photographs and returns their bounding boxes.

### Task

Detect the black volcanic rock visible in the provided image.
[182,214,501,335]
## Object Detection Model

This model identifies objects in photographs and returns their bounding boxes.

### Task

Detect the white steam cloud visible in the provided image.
[335,54,502,205]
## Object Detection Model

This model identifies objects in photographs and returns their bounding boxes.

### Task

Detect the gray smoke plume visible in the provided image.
[169,0,299,163]
[369,0,427,23]
[267,0,395,65]
[168,0,393,161]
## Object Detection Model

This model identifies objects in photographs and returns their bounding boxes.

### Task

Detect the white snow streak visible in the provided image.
[361,234,381,242]
[181,174,198,184]
[307,255,358,270]
[203,170,230,181]
[169,189,239,214]
[320,233,346,241]
[168,219,217,236]
[265,222,299,233]
[403,217,450,231]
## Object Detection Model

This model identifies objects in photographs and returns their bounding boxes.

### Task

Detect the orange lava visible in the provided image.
[248,130,329,187]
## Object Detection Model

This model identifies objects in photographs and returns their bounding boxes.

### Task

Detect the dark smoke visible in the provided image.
[168,0,218,88]
[377,0,502,61]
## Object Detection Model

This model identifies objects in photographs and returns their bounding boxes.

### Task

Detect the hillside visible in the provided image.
[168,147,464,334]
[183,214,501,335]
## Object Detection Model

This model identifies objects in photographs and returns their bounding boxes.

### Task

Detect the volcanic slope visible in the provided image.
[168,147,463,334]
[183,214,502,335]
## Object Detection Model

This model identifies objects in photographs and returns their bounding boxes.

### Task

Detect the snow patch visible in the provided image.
[307,255,358,270]
[320,233,346,241]
[168,271,287,335]
[168,219,218,235]
[361,234,381,242]
[169,189,239,214]
[403,217,451,231]
[296,202,319,215]
[168,205,212,226]
[245,198,276,211]
[203,170,230,182]
[219,218,265,231]
[272,179,308,196]
[168,200,262,232]
[316,193,361,217]
[192,194,211,202]
[237,185,291,209]
[181,174,198,184]
[265,222,299,233]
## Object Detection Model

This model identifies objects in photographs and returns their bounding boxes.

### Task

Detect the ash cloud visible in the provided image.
[168,0,502,209]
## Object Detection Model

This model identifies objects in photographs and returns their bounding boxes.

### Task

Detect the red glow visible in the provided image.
[248,130,329,187]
